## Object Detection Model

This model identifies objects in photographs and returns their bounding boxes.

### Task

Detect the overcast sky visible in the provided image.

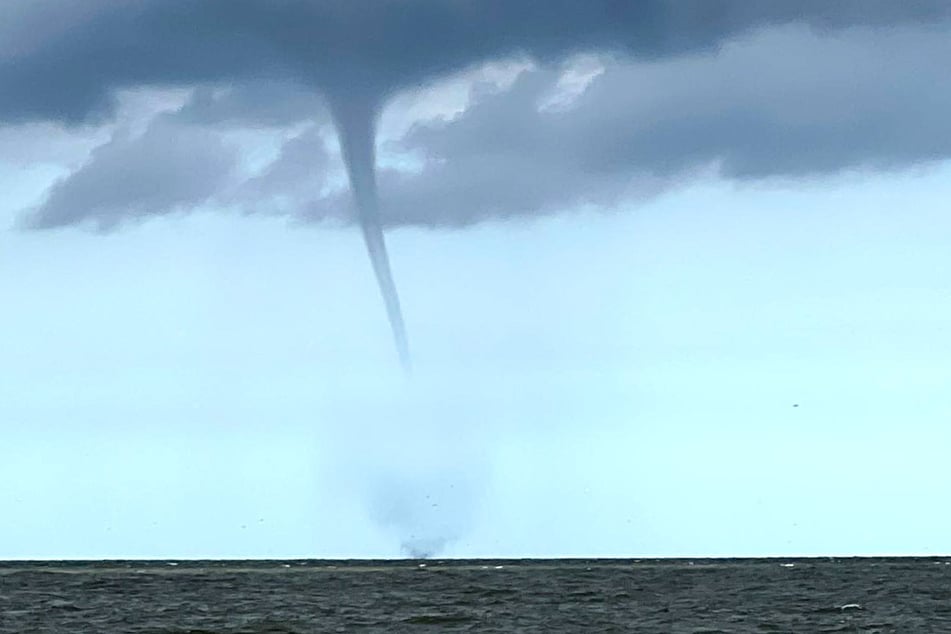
[3,1,951,559]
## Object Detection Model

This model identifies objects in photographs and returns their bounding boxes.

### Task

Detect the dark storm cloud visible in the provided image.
[177,81,326,129]
[22,117,237,230]
[225,125,332,215]
[1,0,948,125]
[355,25,951,227]
[23,118,336,229]
[4,1,951,230]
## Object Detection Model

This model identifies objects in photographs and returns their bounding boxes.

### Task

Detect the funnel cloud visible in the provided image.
[330,96,411,371]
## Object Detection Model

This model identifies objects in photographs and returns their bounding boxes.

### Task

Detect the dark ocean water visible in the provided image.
[2,557,949,632]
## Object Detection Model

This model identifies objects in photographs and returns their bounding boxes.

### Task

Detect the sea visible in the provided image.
[2,557,948,632]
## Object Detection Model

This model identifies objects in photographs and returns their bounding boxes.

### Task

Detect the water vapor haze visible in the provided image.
[321,374,497,557]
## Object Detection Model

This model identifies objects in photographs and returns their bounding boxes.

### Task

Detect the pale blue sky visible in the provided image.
[2,2,951,559]
[3,159,951,558]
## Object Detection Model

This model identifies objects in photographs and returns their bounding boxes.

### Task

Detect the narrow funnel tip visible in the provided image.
[331,97,413,373]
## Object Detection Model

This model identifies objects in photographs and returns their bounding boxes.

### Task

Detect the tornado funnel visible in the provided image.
[330,97,411,372]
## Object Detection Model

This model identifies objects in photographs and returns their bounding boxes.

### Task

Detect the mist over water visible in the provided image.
[319,372,497,558]
[370,470,480,558]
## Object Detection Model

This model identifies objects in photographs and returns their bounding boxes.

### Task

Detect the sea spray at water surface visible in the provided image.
[320,371,496,557]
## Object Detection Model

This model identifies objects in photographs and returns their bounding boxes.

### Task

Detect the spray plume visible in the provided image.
[329,96,411,372]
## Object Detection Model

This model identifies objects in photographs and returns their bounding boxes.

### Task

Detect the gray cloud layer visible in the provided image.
[2,0,947,124]
[363,25,951,227]
[22,117,236,230]
[3,1,951,229]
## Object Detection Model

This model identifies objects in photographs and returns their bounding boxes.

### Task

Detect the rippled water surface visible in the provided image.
[2,558,949,632]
